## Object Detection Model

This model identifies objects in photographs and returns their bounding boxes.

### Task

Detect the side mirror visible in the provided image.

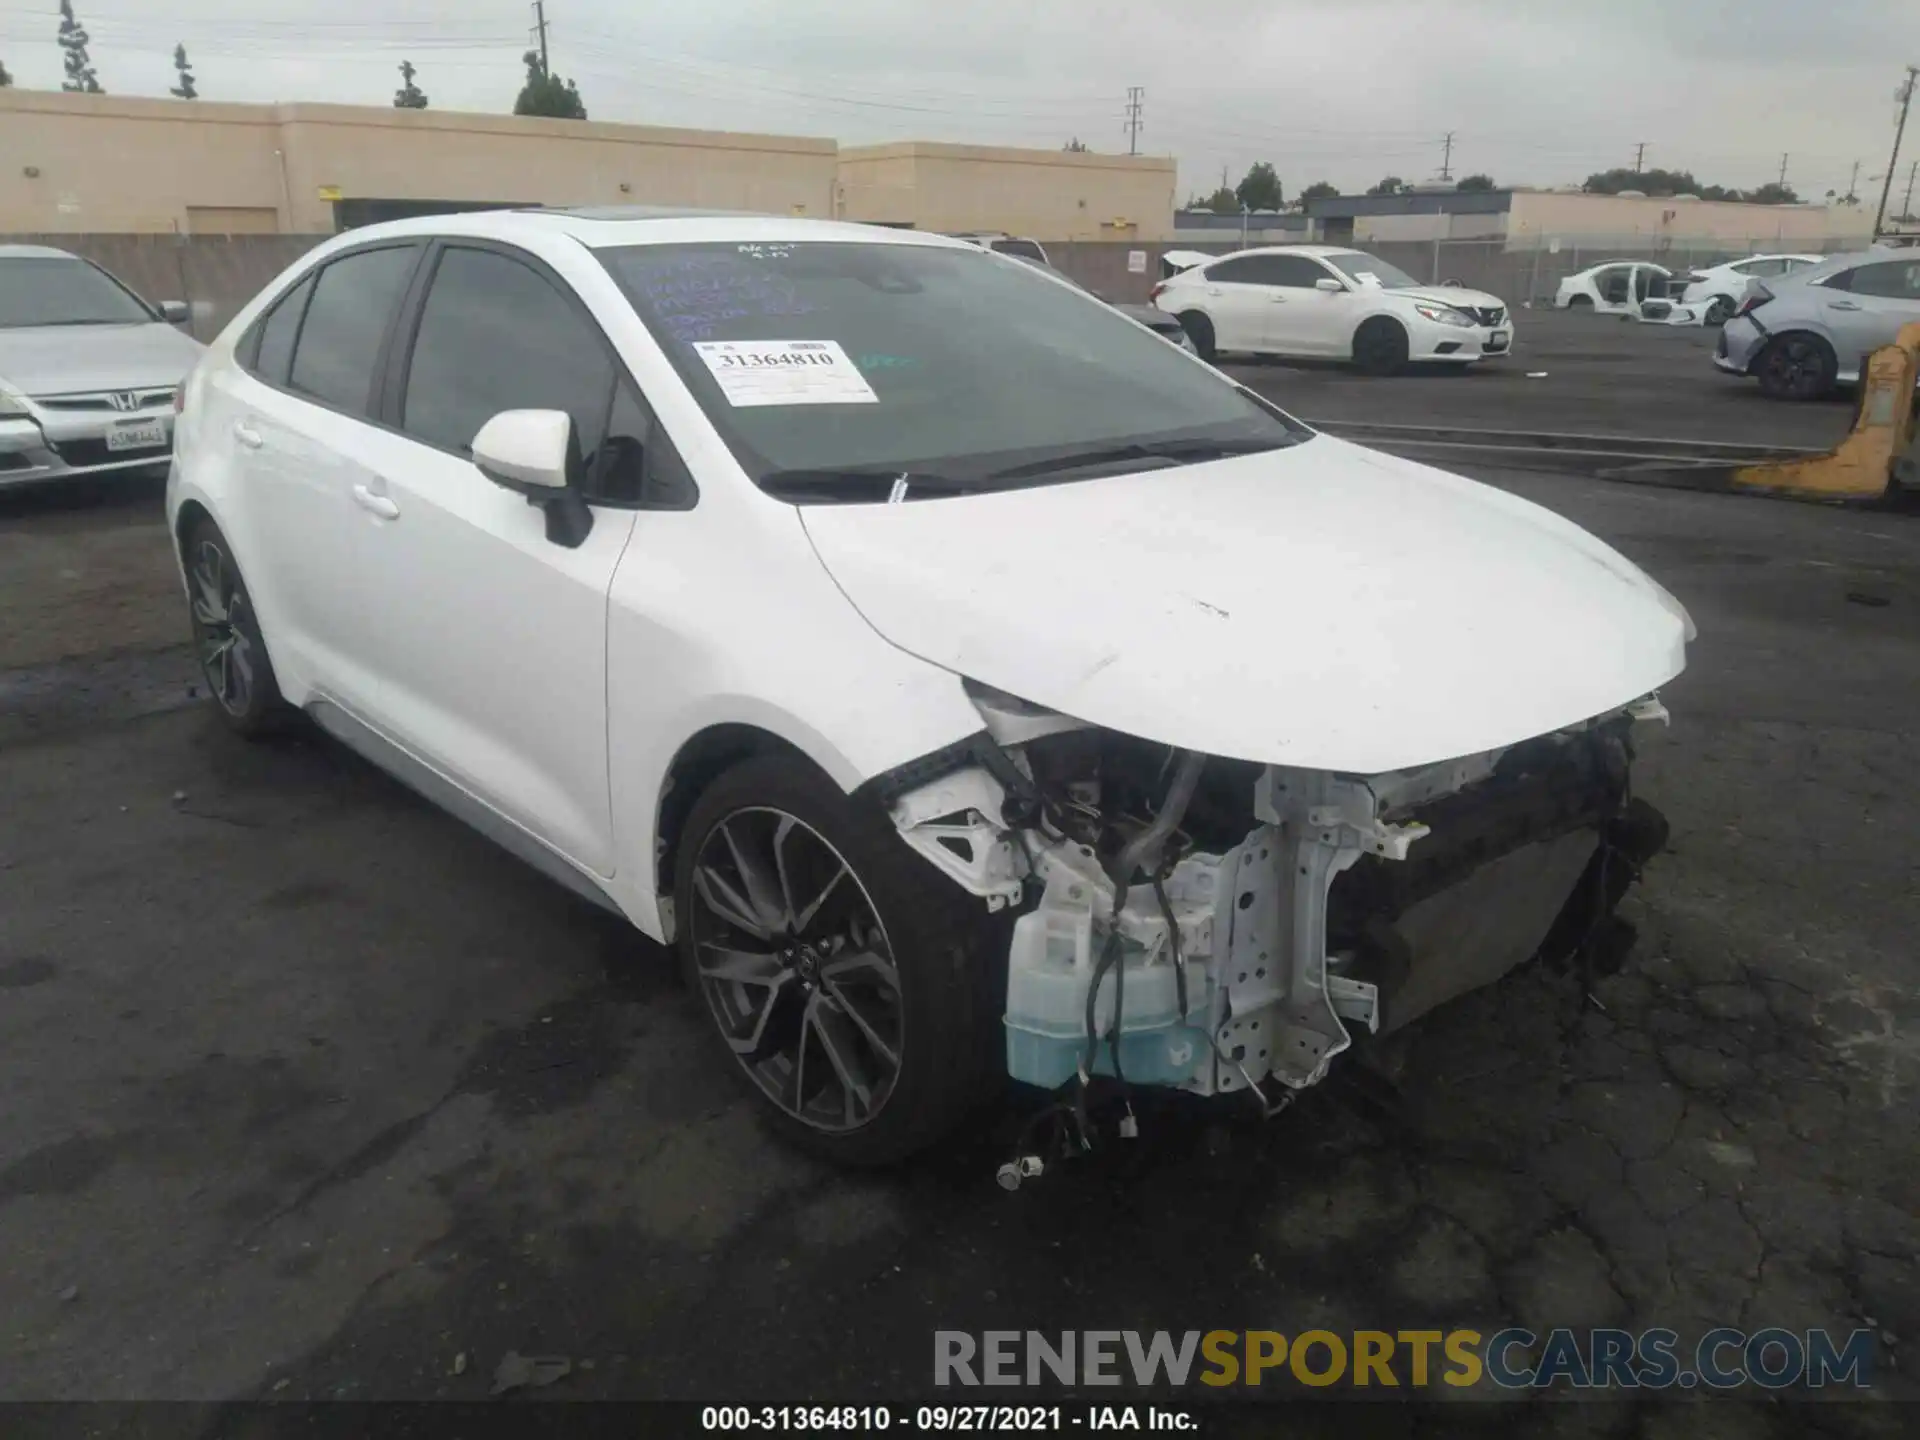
[472,409,593,548]
[158,300,190,324]
[1315,277,1346,293]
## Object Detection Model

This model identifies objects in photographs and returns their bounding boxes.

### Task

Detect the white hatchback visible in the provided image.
[168,209,1689,1164]
[1151,244,1513,373]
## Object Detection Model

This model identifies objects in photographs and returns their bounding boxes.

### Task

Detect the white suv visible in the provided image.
[1153,245,1512,373]
[166,209,1687,1164]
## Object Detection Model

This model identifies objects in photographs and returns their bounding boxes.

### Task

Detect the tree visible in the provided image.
[58,0,102,94]
[1366,176,1405,196]
[0,58,12,88]
[1203,185,1239,215]
[169,43,197,99]
[1457,173,1496,192]
[1062,137,1089,152]
[1297,180,1339,204]
[1742,181,1800,206]
[394,58,428,109]
[1235,161,1283,211]
[1582,166,1699,197]
[514,50,586,120]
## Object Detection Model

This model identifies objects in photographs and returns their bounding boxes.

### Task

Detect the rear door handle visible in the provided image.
[351,483,400,520]
[232,421,263,449]
[1829,300,1862,311]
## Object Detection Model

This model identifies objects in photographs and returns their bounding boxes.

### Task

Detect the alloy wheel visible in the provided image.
[688,807,904,1133]
[188,539,258,716]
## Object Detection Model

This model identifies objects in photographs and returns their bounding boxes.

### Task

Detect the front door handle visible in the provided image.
[1829,300,1862,311]
[232,421,263,449]
[351,483,400,520]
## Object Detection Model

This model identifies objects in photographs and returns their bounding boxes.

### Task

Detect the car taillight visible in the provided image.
[1735,285,1772,318]
[173,387,185,414]
[1149,282,1167,301]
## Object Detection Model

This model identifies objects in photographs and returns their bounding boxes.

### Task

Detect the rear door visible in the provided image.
[1191,254,1280,352]
[345,239,642,877]
[1824,259,1920,371]
[210,241,423,712]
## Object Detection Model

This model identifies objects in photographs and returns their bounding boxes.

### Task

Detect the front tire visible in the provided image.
[673,755,1002,1165]
[1754,333,1838,401]
[1352,317,1410,376]
[183,516,289,739]
[1177,311,1216,362]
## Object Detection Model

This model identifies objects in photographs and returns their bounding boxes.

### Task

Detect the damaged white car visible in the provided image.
[166,210,1693,1166]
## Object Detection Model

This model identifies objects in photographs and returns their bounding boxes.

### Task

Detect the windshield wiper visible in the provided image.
[759,467,972,503]
[986,435,1295,483]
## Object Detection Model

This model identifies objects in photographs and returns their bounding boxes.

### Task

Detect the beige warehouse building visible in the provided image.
[0,90,1178,240]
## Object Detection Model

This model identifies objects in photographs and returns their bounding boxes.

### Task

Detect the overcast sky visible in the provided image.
[1,1,1914,204]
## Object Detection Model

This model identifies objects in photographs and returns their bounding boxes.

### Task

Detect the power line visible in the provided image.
[1124,85,1144,156]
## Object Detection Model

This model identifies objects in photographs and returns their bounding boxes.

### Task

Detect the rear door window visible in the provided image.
[1848,261,1920,301]
[248,274,314,387]
[287,245,419,415]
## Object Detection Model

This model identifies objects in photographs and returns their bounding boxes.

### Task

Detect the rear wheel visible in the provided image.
[1352,317,1410,376]
[1704,294,1736,326]
[1567,294,1594,311]
[1754,333,1837,401]
[183,517,289,739]
[1177,311,1216,362]
[673,755,1002,1165]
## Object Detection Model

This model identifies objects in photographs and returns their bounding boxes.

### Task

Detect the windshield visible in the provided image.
[1321,251,1424,290]
[0,257,156,328]
[602,240,1306,496]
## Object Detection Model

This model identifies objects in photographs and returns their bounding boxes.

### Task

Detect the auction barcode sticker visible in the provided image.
[692,339,879,407]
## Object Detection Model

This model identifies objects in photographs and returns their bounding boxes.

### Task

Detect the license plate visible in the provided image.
[1487,330,1509,347]
[106,418,167,451]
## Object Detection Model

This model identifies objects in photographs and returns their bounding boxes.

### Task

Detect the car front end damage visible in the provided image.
[880,686,1671,1128]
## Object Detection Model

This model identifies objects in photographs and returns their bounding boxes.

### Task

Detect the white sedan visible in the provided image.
[1554,261,1674,315]
[166,209,1689,1164]
[1152,245,1513,373]
[1677,254,1823,325]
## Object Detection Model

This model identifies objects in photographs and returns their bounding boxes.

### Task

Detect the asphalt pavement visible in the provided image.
[2,359,1918,1428]
[1224,306,1857,451]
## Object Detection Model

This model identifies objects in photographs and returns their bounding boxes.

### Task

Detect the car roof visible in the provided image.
[0,244,81,261]
[315,207,982,254]
[1201,244,1361,261]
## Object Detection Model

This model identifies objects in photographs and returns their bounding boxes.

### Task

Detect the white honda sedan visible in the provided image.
[168,209,1690,1165]
[1151,245,1513,373]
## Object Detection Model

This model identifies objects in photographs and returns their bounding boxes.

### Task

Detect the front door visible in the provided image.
[349,242,641,877]
[1262,254,1351,357]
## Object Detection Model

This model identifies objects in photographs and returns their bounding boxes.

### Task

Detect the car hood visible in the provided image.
[799,437,1689,774]
[0,322,204,397]
[1395,287,1504,311]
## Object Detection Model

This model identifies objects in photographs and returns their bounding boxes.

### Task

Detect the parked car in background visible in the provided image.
[1554,261,1674,315]
[1152,244,1512,373]
[949,232,1050,264]
[1007,254,1194,351]
[1679,254,1823,325]
[166,209,1686,1163]
[1714,251,1920,399]
[0,244,202,489]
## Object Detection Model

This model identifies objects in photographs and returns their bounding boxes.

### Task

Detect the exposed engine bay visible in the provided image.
[883,682,1672,1134]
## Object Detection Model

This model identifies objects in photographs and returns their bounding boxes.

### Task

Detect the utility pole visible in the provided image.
[1874,65,1918,237]
[532,0,550,73]
[1123,86,1144,157]
[1847,159,1861,203]
[1904,159,1918,223]
[1777,152,1789,187]
[1633,141,1647,172]
[1439,131,1454,182]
